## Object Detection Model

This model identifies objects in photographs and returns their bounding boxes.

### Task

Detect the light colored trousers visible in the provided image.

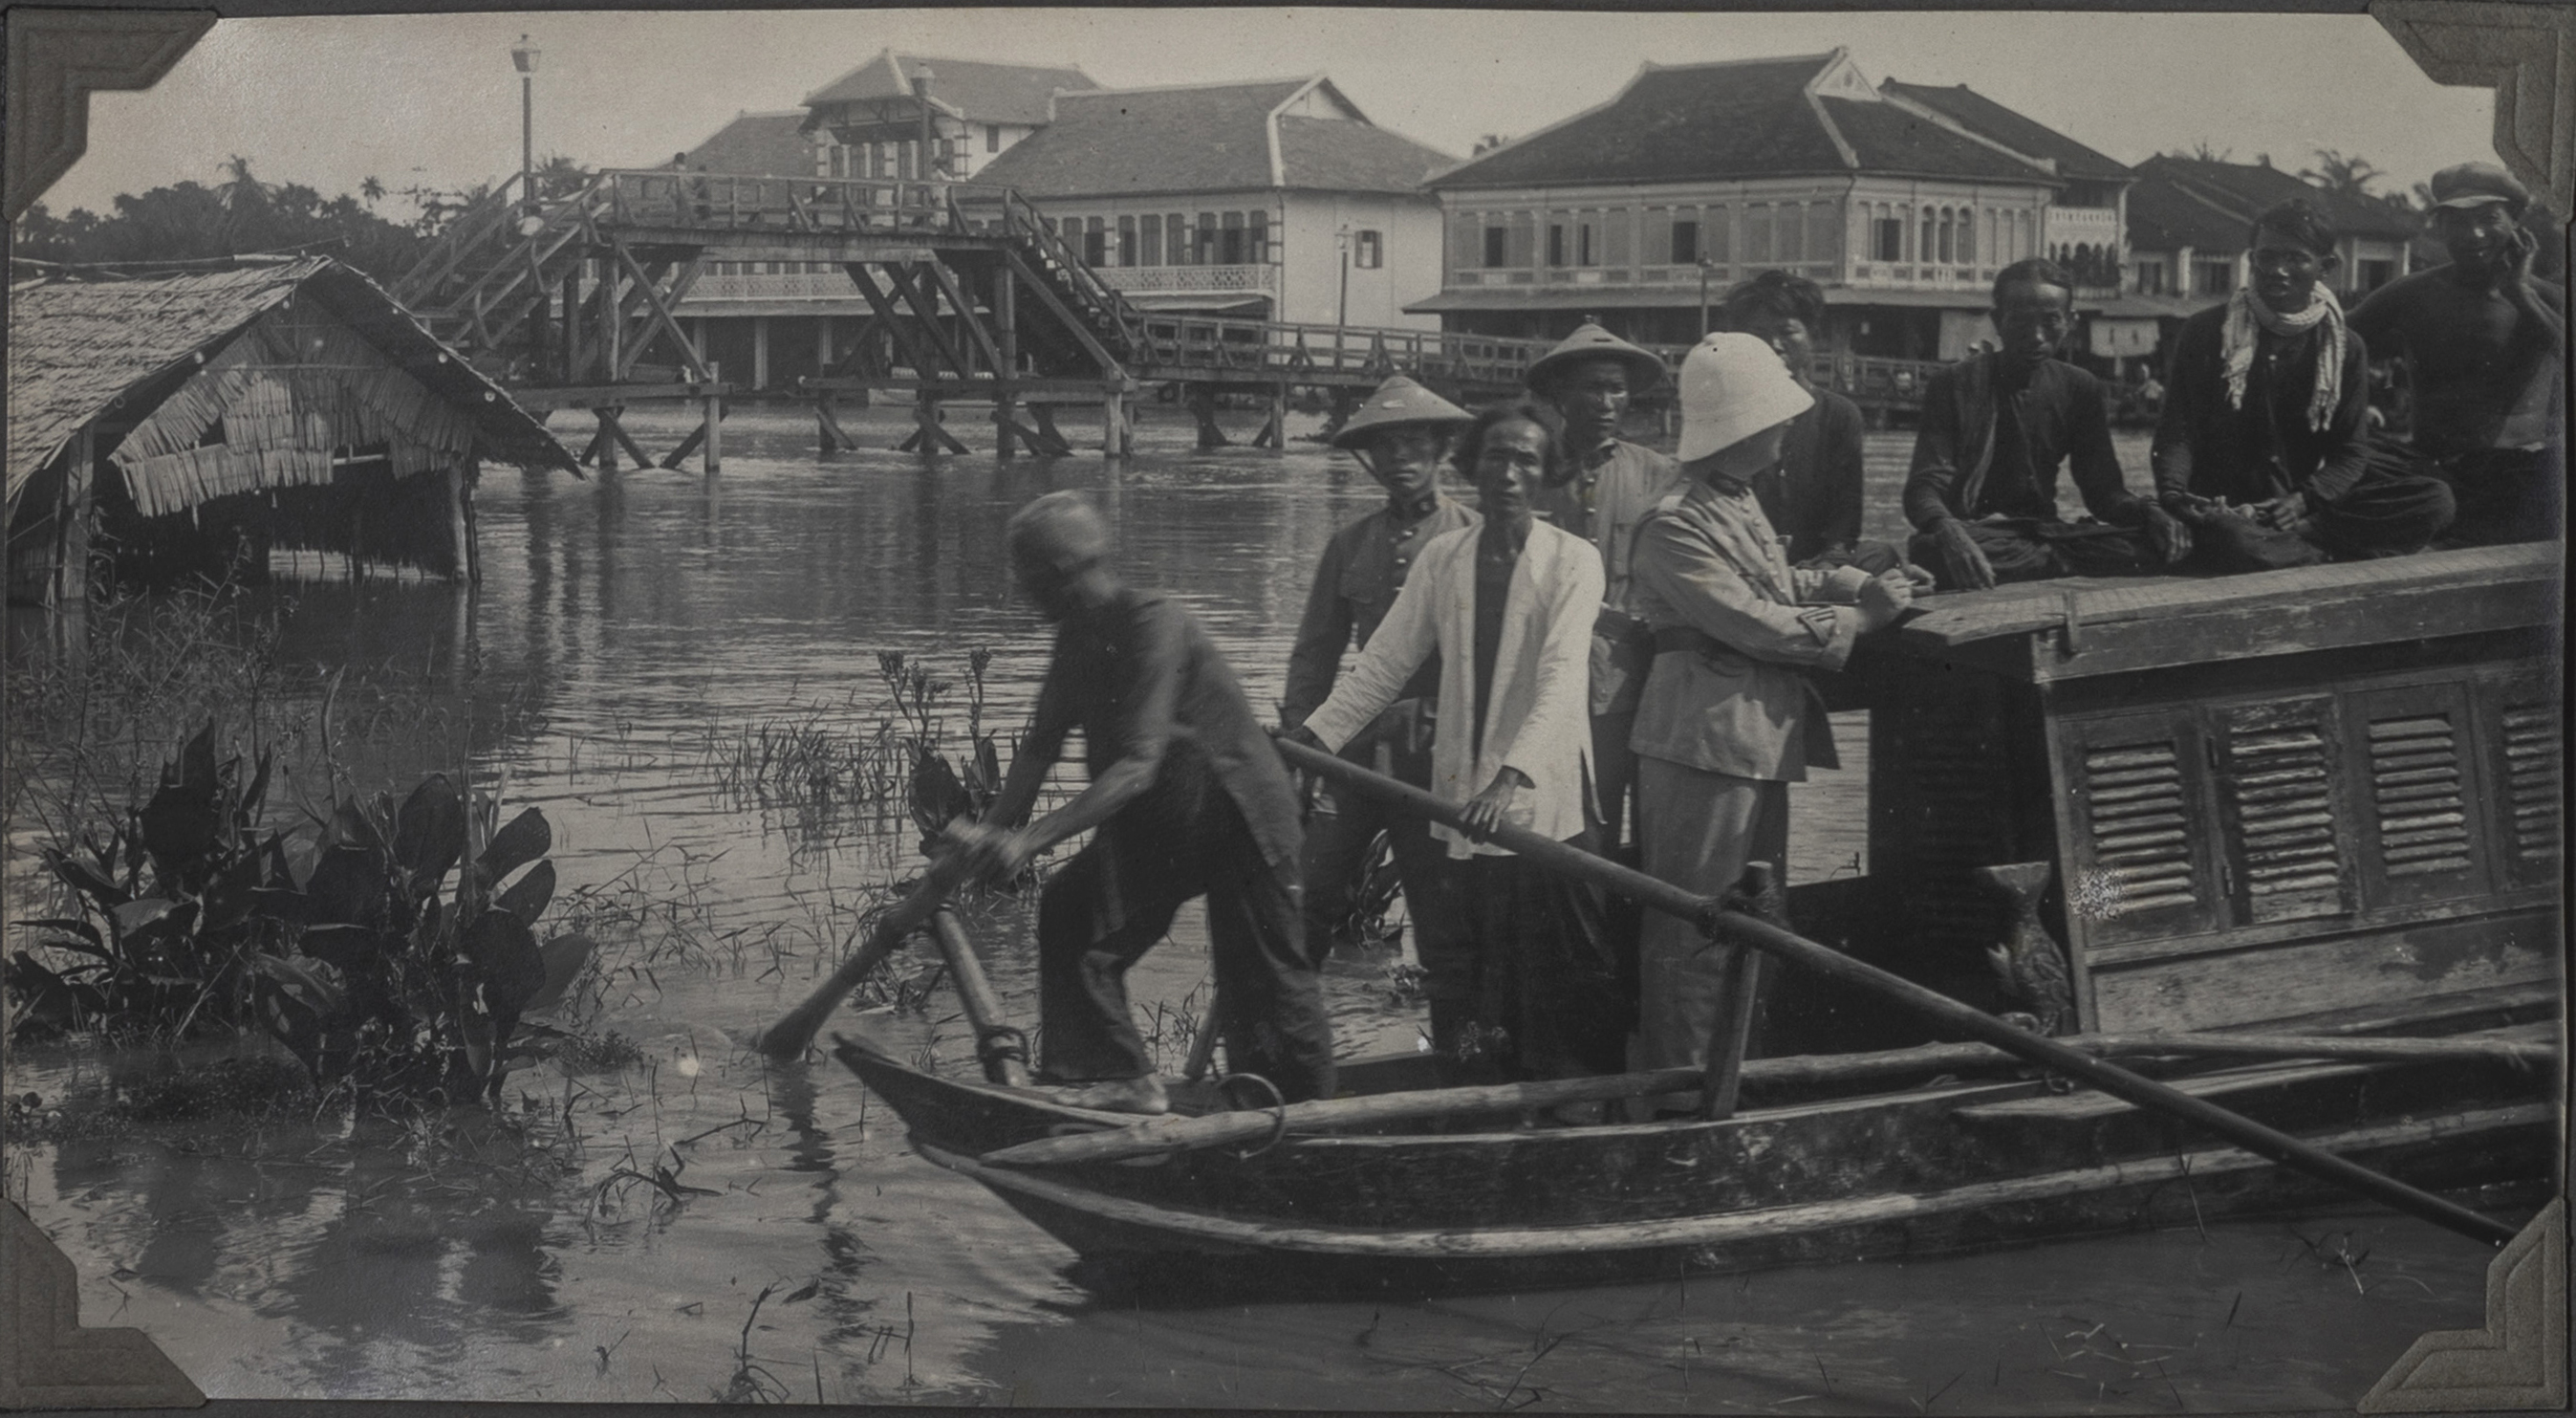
[1633,755,1789,1109]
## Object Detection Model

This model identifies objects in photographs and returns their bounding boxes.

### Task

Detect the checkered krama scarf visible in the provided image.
[2220,282,2344,431]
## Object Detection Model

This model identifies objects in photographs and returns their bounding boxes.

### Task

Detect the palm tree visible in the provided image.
[359,175,386,206]
[2300,149,2386,201]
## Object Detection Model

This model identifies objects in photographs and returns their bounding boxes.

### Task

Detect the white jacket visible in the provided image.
[1304,520,1602,858]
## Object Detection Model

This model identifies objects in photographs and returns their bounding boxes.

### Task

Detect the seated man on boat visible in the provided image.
[1524,320,1682,852]
[2348,162,2566,547]
[1721,271,1901,574]
[1287,402,1628,1097]
[1904,259,2193,590]
[1282,377,1478,1033]
[2154,198,2457,573]
[1629,334,1919,1114]
[951,491,1335,1114]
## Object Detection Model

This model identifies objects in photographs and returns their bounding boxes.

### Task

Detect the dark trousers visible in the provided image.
[1036,799,1335,1102]
[2433,447,2563,548]
[1448,832,1631,1082]
[2187,459,2458,574]
[1908,518,2164,589]
[1300,731,1462,986]
[1590,709,1640,852]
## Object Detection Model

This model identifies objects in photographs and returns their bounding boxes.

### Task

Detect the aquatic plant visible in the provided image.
[6,721,595,1105]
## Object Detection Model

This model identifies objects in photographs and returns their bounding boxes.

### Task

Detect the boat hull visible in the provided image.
[833,1034,2556,1299]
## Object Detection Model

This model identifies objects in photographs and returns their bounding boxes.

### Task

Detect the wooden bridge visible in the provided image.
[393,169,1941,467]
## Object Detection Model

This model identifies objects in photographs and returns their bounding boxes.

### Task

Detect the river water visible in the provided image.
[4,404,2508,1407]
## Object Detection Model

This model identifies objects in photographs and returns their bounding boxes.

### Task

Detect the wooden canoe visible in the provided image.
[833,1004,2557,1300]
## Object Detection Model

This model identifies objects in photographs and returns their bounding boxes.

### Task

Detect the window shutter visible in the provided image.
[2480,675,2562,890]
[1449,211,1481,276]
[2349,684,2489,906]
[2063,711,2219,943]
[2213,698,2351,924]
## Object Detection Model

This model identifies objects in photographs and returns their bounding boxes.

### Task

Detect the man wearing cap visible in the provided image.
[1628,334,1918,1112]
[1904,259,2193,589]
[2154,199,2456,572]
[2349,162,2565,546]
[953,491,1335,1113]
[1526,319,1684,850]
[1282,376,1478,1034]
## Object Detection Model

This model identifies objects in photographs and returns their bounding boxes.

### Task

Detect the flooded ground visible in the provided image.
[4,404,2515,1406]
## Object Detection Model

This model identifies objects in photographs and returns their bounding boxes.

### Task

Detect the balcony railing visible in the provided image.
[1098,264,1277,295]
[682,270,870,303]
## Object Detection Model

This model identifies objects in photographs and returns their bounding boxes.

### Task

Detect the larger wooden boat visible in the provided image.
[834,545,2565,1298]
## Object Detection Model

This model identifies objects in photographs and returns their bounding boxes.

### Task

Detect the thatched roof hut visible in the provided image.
[7,257,573,602]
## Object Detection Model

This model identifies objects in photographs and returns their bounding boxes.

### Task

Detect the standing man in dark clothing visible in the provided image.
[1722,271,1885,569]
[954,492,1335,1113]
[2154,199,2455,571]
[2349,162,2565,546]
[1905,259,2193,589]
[1526,320,1681,849]
[1282,376,1477,1007]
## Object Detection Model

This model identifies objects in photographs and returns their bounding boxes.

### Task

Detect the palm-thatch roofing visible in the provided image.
[7,256,572,513]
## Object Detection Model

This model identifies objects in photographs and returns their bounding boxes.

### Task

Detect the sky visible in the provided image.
[42,9,2501,222]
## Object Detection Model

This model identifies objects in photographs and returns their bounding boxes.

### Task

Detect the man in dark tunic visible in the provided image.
[1722,271,1888,570]
[1524,320,1681,850]
[956,492,1334,1112]
[2154,199,2456,572]
[2349,162,2566,546]
[1905,259,2193,589]
[1282,377,1477,1032]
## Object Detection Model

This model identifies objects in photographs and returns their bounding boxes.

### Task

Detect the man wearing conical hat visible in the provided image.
[2349,162,2565,547]
[1628,334,1921,1114]
[1282,377,1480,1038]
[1525,319,1684,852]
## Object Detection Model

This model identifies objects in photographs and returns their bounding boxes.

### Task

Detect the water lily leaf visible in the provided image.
[393,774,466,888]
[494,860,555,927]
[522,932,595,1014]
[476,808,552,887]
[299,924,384,971]
[459,908,546,1015]
[43,849,129,911]
[303,845,387,926]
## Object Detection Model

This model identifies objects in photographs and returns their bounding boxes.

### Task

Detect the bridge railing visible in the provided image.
[1121,313,1676,389]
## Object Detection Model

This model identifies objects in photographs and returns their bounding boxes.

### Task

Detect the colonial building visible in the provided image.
[800,51,1100,184]
[968,76,1454,326]
[1416,51,2125,361]
[2123,155,2419,308]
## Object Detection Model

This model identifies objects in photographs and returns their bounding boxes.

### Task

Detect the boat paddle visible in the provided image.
[1266,735,2522,1249]
[757,831,976,1060]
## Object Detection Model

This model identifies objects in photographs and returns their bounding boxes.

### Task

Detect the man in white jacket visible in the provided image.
[1289,400,1625,1091]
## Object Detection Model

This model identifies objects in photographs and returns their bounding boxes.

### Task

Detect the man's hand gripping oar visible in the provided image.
[756,820,976,1060]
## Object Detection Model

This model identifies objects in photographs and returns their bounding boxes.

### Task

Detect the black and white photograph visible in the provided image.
[2,5,2565,1408]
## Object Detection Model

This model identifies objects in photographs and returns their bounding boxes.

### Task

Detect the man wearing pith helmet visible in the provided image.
[1524,319,1684,853]
[1282,377,1478,1024]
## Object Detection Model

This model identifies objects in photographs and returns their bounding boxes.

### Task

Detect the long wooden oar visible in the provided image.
[757,847,975,1059]
[927,906,1029,1087]
[1269,736,2521,1248]
[979,1030,2549,1168]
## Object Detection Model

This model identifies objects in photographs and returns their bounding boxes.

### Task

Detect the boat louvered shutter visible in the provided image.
[2214,698,2351,924]
[2350,685,2489,906]
[2063,712,2218,944]
[2482,676,2562,889]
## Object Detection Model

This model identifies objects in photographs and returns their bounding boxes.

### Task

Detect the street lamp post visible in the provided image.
[510,34,539,221]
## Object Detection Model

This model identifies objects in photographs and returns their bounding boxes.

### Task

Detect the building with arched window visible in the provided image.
[1415,51,2137,367]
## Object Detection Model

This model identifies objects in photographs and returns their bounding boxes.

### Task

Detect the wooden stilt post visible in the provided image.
[462,458,483,584]
[1256,382,1287,450]
[445,454,473,582]
[703,360,725,473]
[1103,385,1130,458]
[595,408,620,473]
[752,315,771,393]
[54,425,94,611]
[994,265,1021,459]
[1030,403,1073,456]
[1188,383,1227,450]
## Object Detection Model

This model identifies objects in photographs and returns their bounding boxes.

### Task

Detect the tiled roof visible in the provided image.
[1817,98,2057,183]
[1275,116,1452,193]
[680,111,812,178]
[1878,81,2132,182]
[7,258,568,506]
[971,79,1445,197]
[1429,53,2052,189]
[2130,155,2421,251]
[803,52,1098,126]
